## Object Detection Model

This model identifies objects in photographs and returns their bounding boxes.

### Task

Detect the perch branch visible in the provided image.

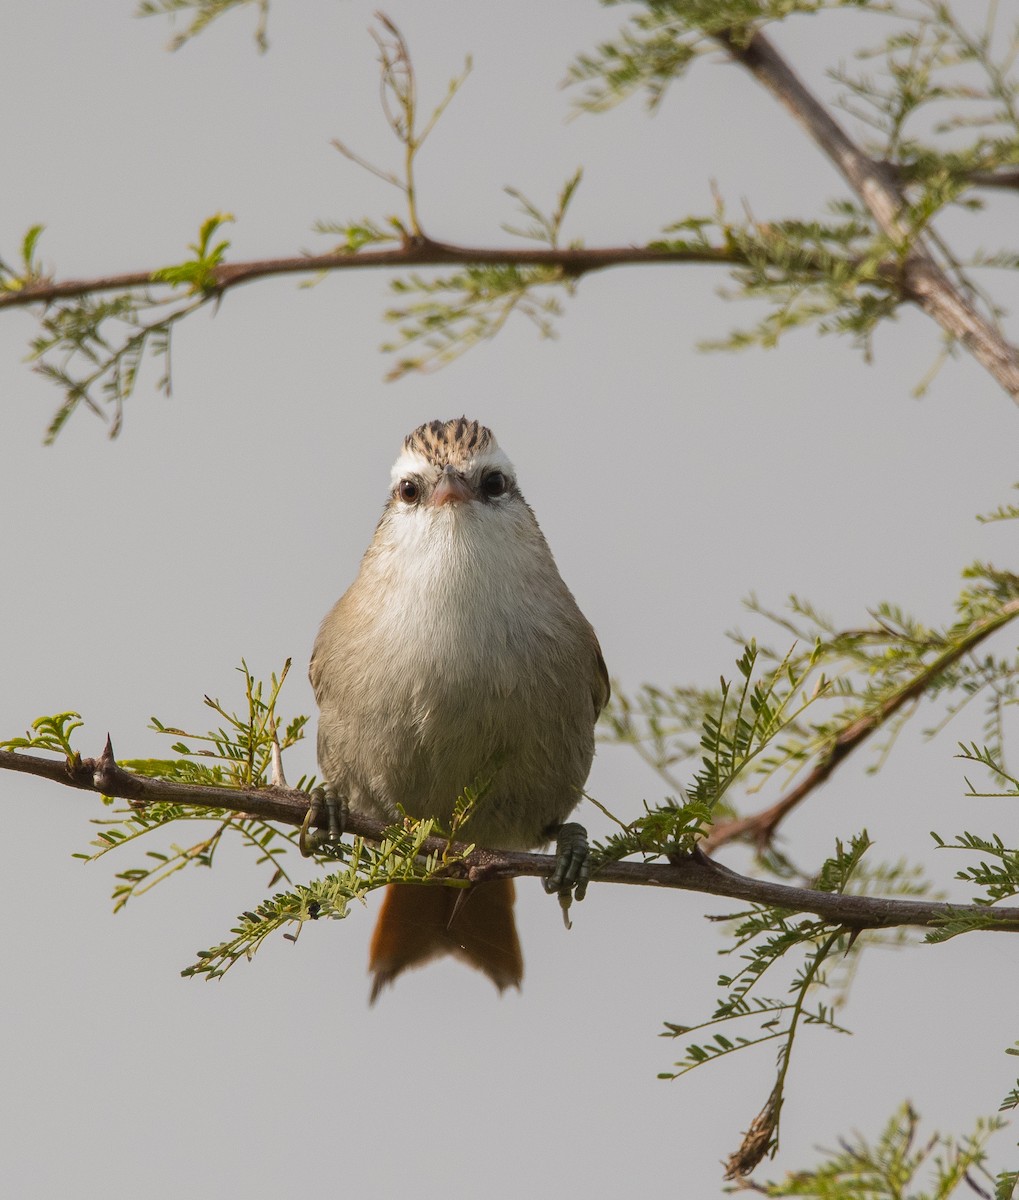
[4,742,1019,933]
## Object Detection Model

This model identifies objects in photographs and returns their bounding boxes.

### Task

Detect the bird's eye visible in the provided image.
[481,471,508,498]
[398,479,420,503]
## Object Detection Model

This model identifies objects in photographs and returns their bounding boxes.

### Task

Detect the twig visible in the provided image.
[703,597,1019,853]
[5,740,1019,933]
[876,162,1019,193]
[717,28,1019,403]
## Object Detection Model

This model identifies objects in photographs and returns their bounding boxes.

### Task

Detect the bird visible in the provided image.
[307,416,609,1001]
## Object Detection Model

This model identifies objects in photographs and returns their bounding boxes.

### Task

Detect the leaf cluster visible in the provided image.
[666,199,905,362]
[660,837,876,1173]
[378,172,584,380]
[181,815,453,979]
[602,557,1019,839]
[565,1,865,113]
[136,0,269,53]
[564,1,1019,390]
[125,658,307,791]
[0,225,46,293]
[21,215,239,441]
[82,801,301,912]
[1,711,84,758]
[593,641,823,867]
[753,1102,1006,1199]
[926,830,1019,942]
[66,661,308,909]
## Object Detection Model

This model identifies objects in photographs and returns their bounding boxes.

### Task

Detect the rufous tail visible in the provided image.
[368,879,523,1003]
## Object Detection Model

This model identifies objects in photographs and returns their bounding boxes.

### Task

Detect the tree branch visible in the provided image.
[5,742,1018,933]
[0,239,736,311]
[877,162,1019,193]
[964,169,1019,191]
[704,596,1019,853]
[718,28,1019,403]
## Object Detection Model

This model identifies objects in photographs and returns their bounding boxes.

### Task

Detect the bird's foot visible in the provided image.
[299,783,349,856]
[543,821,590,929]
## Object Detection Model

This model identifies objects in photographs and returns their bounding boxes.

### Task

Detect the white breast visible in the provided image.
[312,495,599,849]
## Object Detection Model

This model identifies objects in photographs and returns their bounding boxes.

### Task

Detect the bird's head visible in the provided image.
[388,417,519,513]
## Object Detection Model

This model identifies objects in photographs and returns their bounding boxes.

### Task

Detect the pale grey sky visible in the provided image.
[3,3,1018,1197]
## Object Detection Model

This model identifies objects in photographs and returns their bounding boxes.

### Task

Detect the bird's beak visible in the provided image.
[430,466,473,506]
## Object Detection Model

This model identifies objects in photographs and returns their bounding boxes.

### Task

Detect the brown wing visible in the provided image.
[591,635,611,717]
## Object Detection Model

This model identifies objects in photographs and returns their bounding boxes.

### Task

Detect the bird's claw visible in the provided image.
[299,783,349,857]
[543,821,590,929]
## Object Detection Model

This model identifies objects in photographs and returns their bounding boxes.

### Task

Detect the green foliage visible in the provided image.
[151,213,234,293]
[367,169,585,379]
[1001,1047,1019,1112]
[1,711,84,758]
[68,661,309,909]
[565,1,1019,390]
[753,1103,1005,1198]
[125,658,308,790]
[601,559,1019,857]
[382,260,575,381]
[670,197,904,361]
[566,1,866,113]
[29,292,172,442]
[23,214,241,441]
[181,817,447,979]
[43,661,491,975]
[179,777,491,978]
[833,3,1019,175]
[137,0,270,52]
[594,641,824,865]
[0,225,47,293]
[16,3,1019,434]
[599,679,726,815]
[310,15,588,377]
[596,502,1019,1170]
[926,830,1019,942]
[978,484,1019,524]
[659,837,876,1173]
[998,1172,1019,1200]
[312,216,403,255]
[84,801,302,912]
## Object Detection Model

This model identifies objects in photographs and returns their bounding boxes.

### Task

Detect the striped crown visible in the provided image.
[402,417,496,469]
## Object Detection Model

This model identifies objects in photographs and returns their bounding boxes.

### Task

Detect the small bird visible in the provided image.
[308,417,609,1000]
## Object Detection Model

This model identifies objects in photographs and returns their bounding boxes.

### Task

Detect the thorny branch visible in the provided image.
[5,741,1019,933]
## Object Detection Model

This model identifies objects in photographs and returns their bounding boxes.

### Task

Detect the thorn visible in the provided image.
[690,842,713,866]
[93,735,119,792]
